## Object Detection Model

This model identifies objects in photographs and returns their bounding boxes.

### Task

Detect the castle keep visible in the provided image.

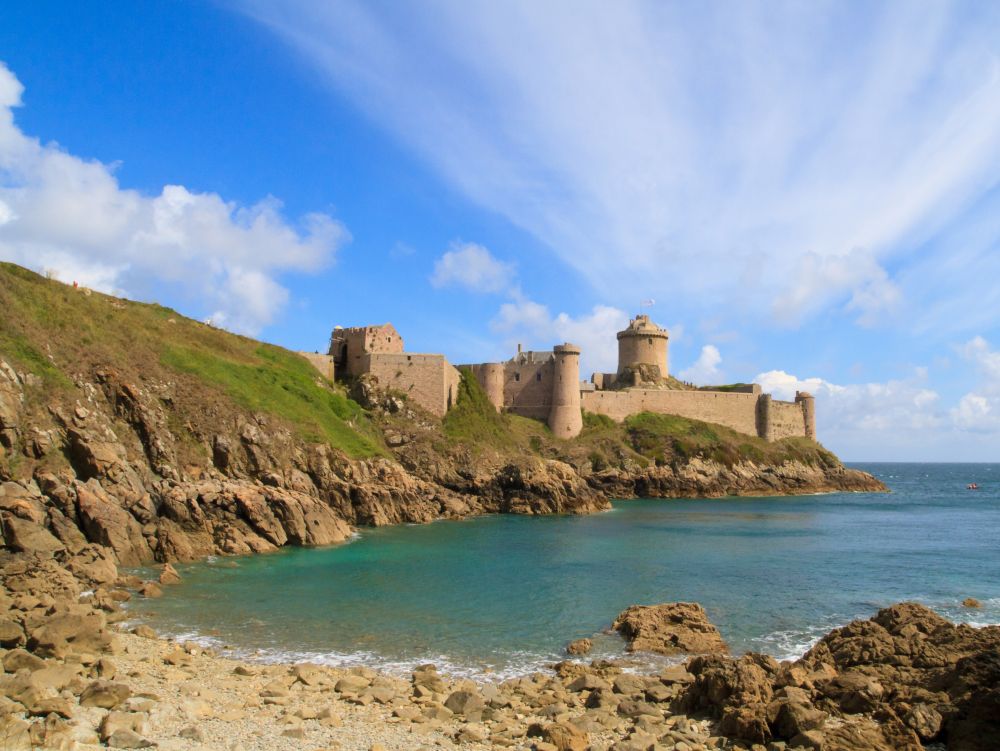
[327,324,460,417]
[311,314,815,442]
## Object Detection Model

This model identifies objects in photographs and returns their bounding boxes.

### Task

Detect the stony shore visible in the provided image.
[0,546,997,751]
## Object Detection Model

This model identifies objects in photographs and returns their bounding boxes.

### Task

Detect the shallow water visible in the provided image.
[128,463,1000,678]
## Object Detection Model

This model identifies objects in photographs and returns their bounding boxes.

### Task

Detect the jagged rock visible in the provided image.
[612,602,728,655]
[679,653,775,716]
[107,728,155,748]
[2,516,65,555]
[63,544,119,586]
[138,582,163,598]
[565,638,592,655]
[75,481,154,565]
[963,597,982,608]
[539,721,589,751]
[158,563,181,585]
[2,649,44,672]
[904,702,943,740]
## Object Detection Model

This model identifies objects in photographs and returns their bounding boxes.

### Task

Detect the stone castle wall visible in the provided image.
[769,399,808,440]
[618,333,668,376]
[363,353,460,417]
[502,361,555,420]
[581,389,760,435]
[332,326,403,377]
[297,352,335,381]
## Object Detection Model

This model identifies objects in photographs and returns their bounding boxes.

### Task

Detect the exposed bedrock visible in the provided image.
[0,358,880,567]
[608,600,1000,750]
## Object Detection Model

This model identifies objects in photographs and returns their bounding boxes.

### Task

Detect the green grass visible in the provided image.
[0,331,71,387]
[0,262,381,459]
[160,343,382,457]
[698,382,755,392]
[624,411,836,468]
[442,369,516,449]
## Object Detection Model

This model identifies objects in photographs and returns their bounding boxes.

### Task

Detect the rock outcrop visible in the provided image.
[671,602,1000,750]
[613,602,729,656]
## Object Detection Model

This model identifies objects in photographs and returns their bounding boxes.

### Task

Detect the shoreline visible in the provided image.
[1,547,997,750]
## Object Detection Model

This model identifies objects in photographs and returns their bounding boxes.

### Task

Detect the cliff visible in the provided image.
[0,262,884,566]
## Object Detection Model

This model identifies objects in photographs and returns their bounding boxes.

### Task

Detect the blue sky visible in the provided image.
[2,1,1000,461]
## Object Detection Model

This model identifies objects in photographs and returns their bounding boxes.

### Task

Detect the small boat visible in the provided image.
[967,483,979,490]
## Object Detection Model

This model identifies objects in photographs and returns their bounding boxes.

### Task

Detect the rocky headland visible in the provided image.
[0,263,917,749]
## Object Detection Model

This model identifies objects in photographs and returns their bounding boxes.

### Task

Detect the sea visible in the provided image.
[127,463,1000,679]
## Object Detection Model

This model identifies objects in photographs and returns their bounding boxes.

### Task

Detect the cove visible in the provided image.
[128,463,1000,679]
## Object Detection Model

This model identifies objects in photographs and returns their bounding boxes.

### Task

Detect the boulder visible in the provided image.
[80,680,132,709]
[158,563,182,585]
[2,516,65,555]
[963,597,982,608]
[29,612,113,658]
[612,602,728,655]
[679,653,775,716]
[0,618,25,648]
[444,689,485,718]
[566,638,592,655]
[541,721,589,751]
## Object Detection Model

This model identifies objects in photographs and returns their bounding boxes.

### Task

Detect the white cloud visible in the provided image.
[0,62,348,334]
[958,335,1000,385]
[755,368,941,433]
[238,1,1000,330]
[951,393,998,432]
[679,345,723,385]
[492,292,627,375]
[949,336,1000,432]
[430,241,514,293]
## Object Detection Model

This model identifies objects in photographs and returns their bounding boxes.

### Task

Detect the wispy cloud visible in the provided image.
[238,0,1000,331]
[0,62,348,334]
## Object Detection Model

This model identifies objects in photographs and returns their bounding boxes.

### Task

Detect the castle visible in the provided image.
[304,315,816,442]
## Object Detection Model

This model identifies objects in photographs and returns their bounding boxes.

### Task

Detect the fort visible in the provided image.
[306,314,816,441]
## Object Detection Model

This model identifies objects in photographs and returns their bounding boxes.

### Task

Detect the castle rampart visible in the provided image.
[297,352,335,381]
[361,353,460,417]
[581,389,760,436]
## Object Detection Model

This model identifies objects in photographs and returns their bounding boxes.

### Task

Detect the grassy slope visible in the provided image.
[0,263,382,458]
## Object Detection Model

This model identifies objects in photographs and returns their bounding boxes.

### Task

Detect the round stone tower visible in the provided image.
[548,343,583,438]
[795,391,816,440]
[617,314,670,381]
[474,363,505,412]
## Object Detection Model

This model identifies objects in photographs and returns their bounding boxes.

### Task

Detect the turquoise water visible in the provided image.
[129,463,1000,678]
